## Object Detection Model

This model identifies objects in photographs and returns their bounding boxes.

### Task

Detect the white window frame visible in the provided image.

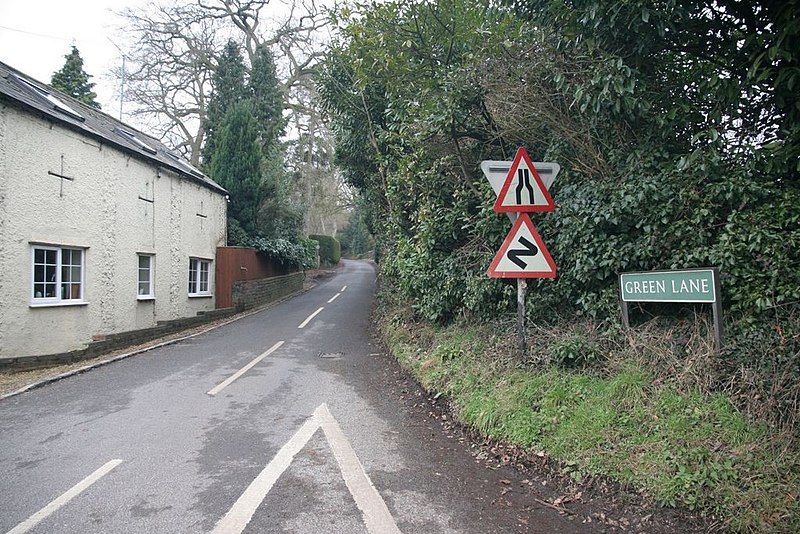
[188,257,212,297]
[137,254,155,300]
[31,245,85,306]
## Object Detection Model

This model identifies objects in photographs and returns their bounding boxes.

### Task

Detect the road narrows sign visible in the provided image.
[493,147,555,213]
[487,214,556,278]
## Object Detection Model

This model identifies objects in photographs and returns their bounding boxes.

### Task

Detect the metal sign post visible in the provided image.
[517,279,528,358]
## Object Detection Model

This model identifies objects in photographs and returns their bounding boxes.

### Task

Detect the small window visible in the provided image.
[32,246,84,304]
[12,75,85,121]
[188,258,211,296]
[116,128,157,154]
[138,254,154,299]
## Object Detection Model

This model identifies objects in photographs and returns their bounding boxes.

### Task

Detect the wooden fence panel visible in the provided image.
[215,247,292,309]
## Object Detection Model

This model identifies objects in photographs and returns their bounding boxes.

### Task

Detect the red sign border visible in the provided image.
[487,214,557,279]
[493,147,555,213]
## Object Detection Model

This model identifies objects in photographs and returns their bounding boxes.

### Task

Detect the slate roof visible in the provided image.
[0,60,226,196]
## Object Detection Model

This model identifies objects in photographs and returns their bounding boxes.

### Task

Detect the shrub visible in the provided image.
[301,238,320,270]
[247,237,308,269]
[309,234,341,267]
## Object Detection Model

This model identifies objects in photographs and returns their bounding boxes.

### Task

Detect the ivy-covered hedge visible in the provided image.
[318,0,800,428]
[309,234,341,267]
[247,236,318,271]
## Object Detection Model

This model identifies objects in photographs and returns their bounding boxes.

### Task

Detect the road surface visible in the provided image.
[1,260,600,533]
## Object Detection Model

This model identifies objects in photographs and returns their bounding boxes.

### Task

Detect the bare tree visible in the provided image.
[112,0,331,164]
[113,3,222,164]
[288,81,354,236]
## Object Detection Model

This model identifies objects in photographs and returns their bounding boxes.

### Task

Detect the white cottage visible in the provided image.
[0,61,227,360]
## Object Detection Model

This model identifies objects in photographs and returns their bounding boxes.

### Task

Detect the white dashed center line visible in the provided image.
[298,307,324,329]
[6,459,123,534]
[207,341,284,396]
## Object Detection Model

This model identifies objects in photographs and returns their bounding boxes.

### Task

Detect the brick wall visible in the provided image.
[231,272,304,311]
[216,246,293,309]
[0,308,238,372]
[1,269,306,373]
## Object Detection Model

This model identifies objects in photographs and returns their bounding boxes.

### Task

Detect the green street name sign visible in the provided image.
[620,269,717,303]
[618,268,724,350]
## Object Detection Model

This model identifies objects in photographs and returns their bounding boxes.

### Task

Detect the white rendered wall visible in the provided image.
[0,104,226,359]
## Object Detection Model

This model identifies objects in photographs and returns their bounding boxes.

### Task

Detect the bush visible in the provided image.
[301,238,320,270]
[309,234,341,267]
[550,334,602,368]
[247,237,308,269]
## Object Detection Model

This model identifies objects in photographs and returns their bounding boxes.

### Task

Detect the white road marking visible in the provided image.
[211,414,319,534]
[207,341,284,396]
[327,293,341,303]
[341,285,347,292]
[212,404,400,534]
[298,307,324,329]
[315,404,402,534]
[6,459,123,534]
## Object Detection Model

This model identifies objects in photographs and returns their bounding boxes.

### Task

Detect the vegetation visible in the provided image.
[210,101,264,238]
[318,0,800,419]
[379,297,800,532]
[113,1,349,236]
[318,0,800,530]
[339,200,375,259]
[204,40,305,253]
[309,234,341,267]
[247,236,318,271]
[50,46,100,109]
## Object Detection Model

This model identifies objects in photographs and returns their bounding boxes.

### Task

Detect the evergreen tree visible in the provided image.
[204,40,297,242]
[248,44,296,239]
[50,46,100,109]
[203,40,247,167]
[209,101,263,240]
[248,44,285,154]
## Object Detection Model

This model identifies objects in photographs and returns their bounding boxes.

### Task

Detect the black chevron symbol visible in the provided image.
[507,236,539,269]
[515,168,535,205]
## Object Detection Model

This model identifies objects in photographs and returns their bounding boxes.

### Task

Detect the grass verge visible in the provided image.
[379,303,800,533]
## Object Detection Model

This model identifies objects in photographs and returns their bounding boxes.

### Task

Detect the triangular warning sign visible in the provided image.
[487,214,557,278]
[493,147,555,213]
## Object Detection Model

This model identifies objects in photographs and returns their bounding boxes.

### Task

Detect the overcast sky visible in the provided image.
[0,0,146,119]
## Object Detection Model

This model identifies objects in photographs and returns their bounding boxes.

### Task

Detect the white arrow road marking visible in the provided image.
[6,459,123,534]
[298,307,324,329]
[211,403,401,534]
[315,404,402,534]
[207,341,284,396]
[211,413,319,534]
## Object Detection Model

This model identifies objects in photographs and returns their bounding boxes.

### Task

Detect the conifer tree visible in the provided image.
[205,40,299,242]
[203,40,247,167]
[50,46,100,109]
[209,101,263,241]
[249,44,285,154]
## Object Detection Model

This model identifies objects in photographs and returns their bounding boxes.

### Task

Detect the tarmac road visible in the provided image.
[0,259,595,533]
